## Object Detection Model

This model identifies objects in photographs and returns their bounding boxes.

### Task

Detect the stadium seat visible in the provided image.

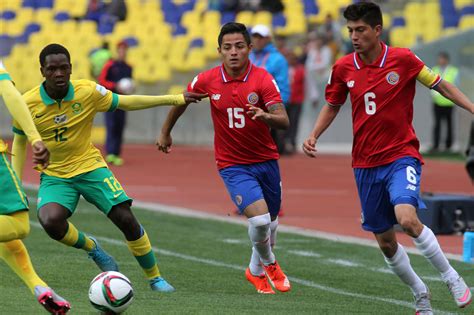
[236,11,254,26]
[459,15,474,29]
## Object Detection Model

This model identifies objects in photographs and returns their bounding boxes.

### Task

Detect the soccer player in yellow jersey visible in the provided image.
[11,44,207,292]
[0,60,71,314]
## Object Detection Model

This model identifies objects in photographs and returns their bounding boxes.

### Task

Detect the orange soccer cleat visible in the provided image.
[263,261,291,292]
[245,268,275,294]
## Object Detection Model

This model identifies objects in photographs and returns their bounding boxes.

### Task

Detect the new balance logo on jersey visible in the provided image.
[347,80,355,88]
[211,94,221,100]
[406,184,417,191]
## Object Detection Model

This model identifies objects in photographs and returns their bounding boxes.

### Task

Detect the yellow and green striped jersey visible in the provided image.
[0,60,13,153]
[13,80,119,178]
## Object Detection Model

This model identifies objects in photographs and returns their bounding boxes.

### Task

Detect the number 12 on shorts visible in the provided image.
[103,176,123,193]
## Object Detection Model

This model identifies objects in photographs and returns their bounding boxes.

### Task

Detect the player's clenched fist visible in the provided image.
[32,140,50,168]
[156,133,172,154]
[183,92,208,105]
[302,137,318,158]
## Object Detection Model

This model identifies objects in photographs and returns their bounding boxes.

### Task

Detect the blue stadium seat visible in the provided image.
[24,22,40,35]
[22,0,36,8]
[460,6,474,16]
[272,13,286,28]
[0,35,15,57]
[221,12,236,25]
[1,10,16,20]
[173,24,187,36]
[443,13,459,27]
[190,38,204,48]
[97,20,115,34]
[304,0,319,15]
[391,16,406,27]
[37,0,53,8]
[54,12,70,22]
[123,36,139,48]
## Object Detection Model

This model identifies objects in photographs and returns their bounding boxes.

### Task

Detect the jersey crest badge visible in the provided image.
[347,80,355,88]
[235,195,243,206]
[247,92,259,105]
[211,94,221,100]
[386,71,400,85]
[71,102,83,114]
[54,114,68,125]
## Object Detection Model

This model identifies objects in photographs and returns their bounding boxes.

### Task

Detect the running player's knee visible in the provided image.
[16,221,30,239]
[37,209,67,238]
[248,213,271,243]
[398,216,422,236]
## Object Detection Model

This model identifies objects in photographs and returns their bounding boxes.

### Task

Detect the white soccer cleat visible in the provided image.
[414,286,433,315]
[446,276,472,308]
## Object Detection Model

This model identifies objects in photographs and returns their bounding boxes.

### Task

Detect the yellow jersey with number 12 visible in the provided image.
[13,79,119,178]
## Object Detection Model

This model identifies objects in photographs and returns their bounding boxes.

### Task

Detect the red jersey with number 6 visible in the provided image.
[326,43,437,168]
[187,62,281,169]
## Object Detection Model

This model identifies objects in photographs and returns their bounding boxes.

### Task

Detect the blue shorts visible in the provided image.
[219,160,281,217]
[354,157,427,234]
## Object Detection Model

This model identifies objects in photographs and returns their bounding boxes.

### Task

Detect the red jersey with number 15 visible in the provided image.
[326,43,439,168]
[187,62,281,169]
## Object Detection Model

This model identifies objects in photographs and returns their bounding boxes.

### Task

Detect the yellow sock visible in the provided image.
[0,211,30,242]
[126,230,160,279]
[59,222,95,251]
[0,240,47,294]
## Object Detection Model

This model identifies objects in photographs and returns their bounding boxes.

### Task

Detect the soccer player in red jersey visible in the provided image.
[303,2,473,313]
[157,22,291,294]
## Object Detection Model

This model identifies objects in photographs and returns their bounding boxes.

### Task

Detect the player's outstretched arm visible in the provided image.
[433,80,474,114]
[11,134,28,180]
[0,80,41,144]
[303,104,341,158]
[156,104,190,153]
[117,92,208,111]
[246,103,289,130]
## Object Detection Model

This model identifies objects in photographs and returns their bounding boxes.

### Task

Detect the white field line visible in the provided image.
[23,182,463,262]
[28,221,453,314]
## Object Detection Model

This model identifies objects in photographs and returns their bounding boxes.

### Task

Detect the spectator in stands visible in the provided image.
[430,52,459,153]
[284,52,305,154]
[260,0,284,13]
[89,42,112,80]
[84,0,106,24]
[250,24,290,154]
[101,0,127,24]
[98,40,132,166]
[305,32,332,108]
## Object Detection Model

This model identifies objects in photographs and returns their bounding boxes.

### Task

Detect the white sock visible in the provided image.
[384,243,427,296]
[249,217,279,275]
[248,213,275,268]
[270,217,278,248]
[413,225,458,282]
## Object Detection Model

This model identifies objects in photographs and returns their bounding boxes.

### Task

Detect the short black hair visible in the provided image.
[218,22,251,47]
[438,51,450,60]
[343,1,383,28]
[39,43,71,66]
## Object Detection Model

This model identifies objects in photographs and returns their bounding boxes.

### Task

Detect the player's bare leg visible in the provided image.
[38,203,118,272]
[395,204,472,308]
[244,200,290,293]
[108,202,174,292]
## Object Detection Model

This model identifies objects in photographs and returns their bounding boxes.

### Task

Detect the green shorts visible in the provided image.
[0,152,29,214]
[38,167,132,215]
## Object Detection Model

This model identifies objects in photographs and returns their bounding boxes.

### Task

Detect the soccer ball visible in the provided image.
[89,271,134,314]
[116,78,135,95]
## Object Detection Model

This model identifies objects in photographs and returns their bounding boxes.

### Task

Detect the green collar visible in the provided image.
[40,81,75,105]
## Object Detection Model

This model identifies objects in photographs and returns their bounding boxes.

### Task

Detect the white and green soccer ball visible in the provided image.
[89,271,134,314]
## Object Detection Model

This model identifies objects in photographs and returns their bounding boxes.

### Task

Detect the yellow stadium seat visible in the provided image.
[2,0,21,10]
[459,15,474,30]
[253,11,272,27]
[454,0,474,9]
[236,11,254,27]
[167,85,187,95]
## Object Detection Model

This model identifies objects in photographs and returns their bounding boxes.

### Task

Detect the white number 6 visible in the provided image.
[364,92,376,115]
[406,166,417,184]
